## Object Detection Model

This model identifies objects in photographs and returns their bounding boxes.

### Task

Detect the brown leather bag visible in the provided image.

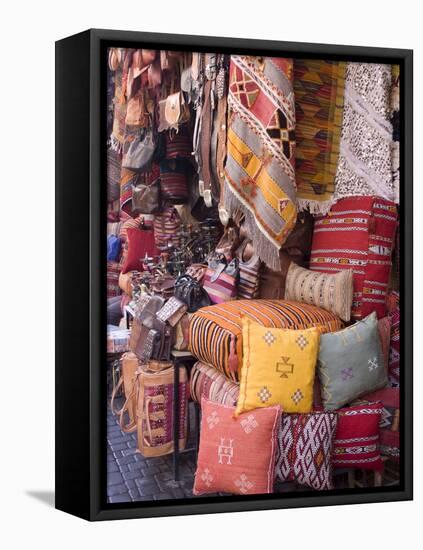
[119,360,188,457]
[258,211,314,299]
[110,352,139,432]
[130,295,173,362]
[132,178,161,214]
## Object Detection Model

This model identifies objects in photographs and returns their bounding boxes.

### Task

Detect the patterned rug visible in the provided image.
[334,63,394,202]
[294,60,346,215]
[223,55,297,270]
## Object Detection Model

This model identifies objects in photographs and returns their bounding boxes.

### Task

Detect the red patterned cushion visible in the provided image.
[276,412,338,490]
[353,388,400,462]
[120,227,159,274]
[107,261,121,298]
[310,196,397,320]
[333,402,383,471]
[193,399,280,495]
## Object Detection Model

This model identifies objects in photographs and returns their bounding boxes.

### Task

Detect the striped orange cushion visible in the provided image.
[189,300,343,381]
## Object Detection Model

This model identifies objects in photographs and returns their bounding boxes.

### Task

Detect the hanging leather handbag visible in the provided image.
[119,360,188,457]
[203,258,239,304]
[174,274,211,313]
[122,127,156,172]
[164,91,190,131]
[132,178,161,214]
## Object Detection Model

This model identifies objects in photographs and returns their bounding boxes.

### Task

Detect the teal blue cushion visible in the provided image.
[318,312,388,410]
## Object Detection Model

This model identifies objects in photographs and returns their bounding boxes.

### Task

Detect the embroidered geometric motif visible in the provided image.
[262,331,277,347]
[240,414,258,434]
[341,367,354,381]
[218,438,234,465]
[368,357,379,372]
[207,410,220,429]
[200,468,213,487]
[267,108,295,159]
[230,74,260,109]
[234,473,254,494]
[257,386,272,403]
[276,356,294,378]
[275,412,338,490]
[295,334,309,350]
[379,406,394,429]
[291,389,304,405]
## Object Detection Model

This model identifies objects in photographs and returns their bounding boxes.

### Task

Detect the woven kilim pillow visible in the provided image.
[352,388,400,462]
[189,299,343,382]
[333,402,383,471]
[285,262,353,321]
[193,399,280,495]
[236,320,319,415]
[190,362,240,408]
[275,412,338,490]
[318,312,388,410]
[310,196,397,320]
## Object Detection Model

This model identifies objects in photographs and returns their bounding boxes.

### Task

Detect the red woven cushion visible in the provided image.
[276,412,338,490]
[120,227,159,274]
[193,399,280,495]
[333,402,383,471]
[310,196,397,320]
[353,388,400,462]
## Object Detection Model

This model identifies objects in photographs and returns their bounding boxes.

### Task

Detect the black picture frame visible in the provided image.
[55,28,413,521]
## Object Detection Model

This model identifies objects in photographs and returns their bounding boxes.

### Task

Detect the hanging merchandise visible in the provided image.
[153,206,182,250]
[202,257,239,304]
[159,159,189,203]
[334,63,394,202]
[222,56,297,271]
[131,177,161,214]
[294,59,346,214]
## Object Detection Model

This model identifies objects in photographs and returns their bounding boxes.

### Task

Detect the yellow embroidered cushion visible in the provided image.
[235,318,320,416]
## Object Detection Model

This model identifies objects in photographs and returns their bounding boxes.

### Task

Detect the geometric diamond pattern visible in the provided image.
[262,331,277,347]
[291,389,304,405]
[276,412,338,490]
[257,386,272,403]
[295,334,309,350]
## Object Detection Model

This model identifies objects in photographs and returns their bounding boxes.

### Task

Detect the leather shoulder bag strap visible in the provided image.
[118,376,139,433]
[110,375,125,416]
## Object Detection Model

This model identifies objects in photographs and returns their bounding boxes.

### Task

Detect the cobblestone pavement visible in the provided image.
[107,396,201,503]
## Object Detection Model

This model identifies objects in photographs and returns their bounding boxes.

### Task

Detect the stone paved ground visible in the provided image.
[107,396,202,503]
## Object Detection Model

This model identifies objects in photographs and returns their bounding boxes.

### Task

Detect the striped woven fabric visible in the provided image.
[284,262,353,322]
[189,299,343,381]
[165,126,192,159]
[160,159,189,203]
[203,268,237,304]
[237,241,261,299]
[153,206,181,250]
[310,196,397,320]
[190,361,240,407]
